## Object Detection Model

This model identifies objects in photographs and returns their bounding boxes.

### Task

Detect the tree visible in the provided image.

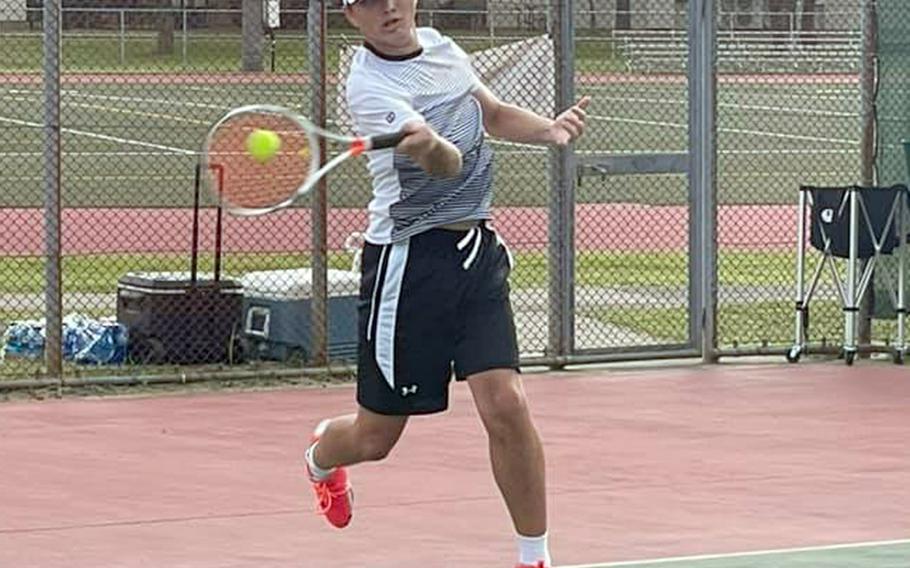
[615,0,631,30]
[242,0,265,71]
[157,0,177,55]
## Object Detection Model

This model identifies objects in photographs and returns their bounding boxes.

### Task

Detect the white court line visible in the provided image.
[64,90,228,112]
[0,115,196,156]
[581,84,855,103]
[59,89,317,119]
[2,88,341,128]
[590,114,858,145]
[722,170,849,178]
[585,94,857,119]
[70,100,211,126]
[151,83,312,99]
[0,151,195,157]
[4,83,310,101]
[3,93,211,127]
[7,88,227,111]
[718,102,856,118]
[5,85,302,110]
[556,538,910,568]
[720,148,853,156]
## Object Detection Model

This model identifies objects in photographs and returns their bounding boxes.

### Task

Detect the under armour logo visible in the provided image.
[400,385,418,397]
[385,111,396,124]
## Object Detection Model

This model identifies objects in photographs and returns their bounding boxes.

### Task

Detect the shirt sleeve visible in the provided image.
[346,77,425,138]
[449,38,483,93]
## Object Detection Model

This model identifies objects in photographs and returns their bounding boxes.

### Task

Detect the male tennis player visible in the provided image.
[304,1,589,567]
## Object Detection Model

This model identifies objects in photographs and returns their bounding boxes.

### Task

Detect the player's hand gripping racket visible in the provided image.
[202,104,406,216]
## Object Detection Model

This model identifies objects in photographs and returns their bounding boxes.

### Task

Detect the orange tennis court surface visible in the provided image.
[1,361,908,567]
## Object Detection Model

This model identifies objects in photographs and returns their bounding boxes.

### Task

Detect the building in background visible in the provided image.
[717,0,857,32]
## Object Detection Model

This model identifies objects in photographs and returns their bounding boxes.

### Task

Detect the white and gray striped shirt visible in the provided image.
[346,28,494,244]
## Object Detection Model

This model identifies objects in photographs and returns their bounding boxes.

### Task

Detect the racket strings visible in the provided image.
[206,112,313,210]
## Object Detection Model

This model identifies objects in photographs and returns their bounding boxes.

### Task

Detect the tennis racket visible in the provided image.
[201,104,406,216]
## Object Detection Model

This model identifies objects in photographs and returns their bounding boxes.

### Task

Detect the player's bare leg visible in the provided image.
[304,407,408,528]
[467,369,550,566]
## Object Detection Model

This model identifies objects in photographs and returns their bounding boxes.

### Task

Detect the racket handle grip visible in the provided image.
[369,131,407,151]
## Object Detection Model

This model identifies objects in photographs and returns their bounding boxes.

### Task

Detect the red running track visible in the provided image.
[0,204,795,255]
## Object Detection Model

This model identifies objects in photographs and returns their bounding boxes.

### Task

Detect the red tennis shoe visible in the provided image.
[305,421,353,529]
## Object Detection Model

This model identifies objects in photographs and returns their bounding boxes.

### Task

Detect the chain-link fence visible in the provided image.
[2,0,322,381]
[872,0,910,329]
[0,1,903,385]
[574,2,693,357]
[714,0,908,357]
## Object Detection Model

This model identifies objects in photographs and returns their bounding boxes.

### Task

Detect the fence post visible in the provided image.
[242,0,265,71]
[119,10,126,65]
[548,0,575,366]
[857,0,878,351]
[488,2,495,48]
[182,7,188,65]
[308,0,328,366]
[43,0,63,380]
[688,0,718,362]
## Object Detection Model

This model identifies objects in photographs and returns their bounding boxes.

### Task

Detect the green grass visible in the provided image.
[0,249,800,295]
[589,300,901,348]
[0,252,358,294]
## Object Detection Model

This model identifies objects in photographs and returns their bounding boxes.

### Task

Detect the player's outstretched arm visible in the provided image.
[474,84,590,147]
[395,121,463,178]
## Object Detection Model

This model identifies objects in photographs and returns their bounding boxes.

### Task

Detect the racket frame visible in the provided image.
[202,104,372,217]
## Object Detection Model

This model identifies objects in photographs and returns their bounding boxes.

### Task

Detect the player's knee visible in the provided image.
[480,383,530,438]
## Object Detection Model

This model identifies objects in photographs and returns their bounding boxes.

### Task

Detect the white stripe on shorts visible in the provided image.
[374,240,410,390]
[366,244,389,343]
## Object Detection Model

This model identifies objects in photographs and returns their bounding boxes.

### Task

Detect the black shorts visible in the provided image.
[356,222,520,415]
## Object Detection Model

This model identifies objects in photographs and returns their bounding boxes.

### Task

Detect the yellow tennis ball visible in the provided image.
[246,129,282,163]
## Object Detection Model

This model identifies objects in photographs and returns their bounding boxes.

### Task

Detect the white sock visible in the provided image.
[518,531,551,566]
[304,442,334,481]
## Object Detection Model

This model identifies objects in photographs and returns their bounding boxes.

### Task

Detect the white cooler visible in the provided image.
[240,268,360,363]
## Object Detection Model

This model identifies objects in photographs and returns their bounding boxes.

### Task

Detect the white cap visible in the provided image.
[342,0,360,5]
